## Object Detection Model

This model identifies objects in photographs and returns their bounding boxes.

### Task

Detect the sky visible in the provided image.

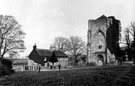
[0,0,134,57]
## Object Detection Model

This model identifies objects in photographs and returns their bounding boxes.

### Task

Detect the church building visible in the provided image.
[87,15,121,65]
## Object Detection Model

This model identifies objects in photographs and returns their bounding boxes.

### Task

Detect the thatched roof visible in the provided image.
[36,49,68,58]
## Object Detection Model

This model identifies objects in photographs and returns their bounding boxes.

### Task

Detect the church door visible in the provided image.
[97,54,104,66]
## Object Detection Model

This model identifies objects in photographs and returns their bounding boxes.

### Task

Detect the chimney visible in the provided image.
[33,43,37,50]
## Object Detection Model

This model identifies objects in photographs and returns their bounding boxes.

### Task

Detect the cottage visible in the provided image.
[28,44,68,69]
[5,58,28,71]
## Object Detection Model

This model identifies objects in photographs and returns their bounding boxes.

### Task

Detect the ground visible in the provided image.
[0,66,135,86]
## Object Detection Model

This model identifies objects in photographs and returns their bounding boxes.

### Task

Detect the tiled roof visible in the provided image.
[13,59,28,63]
[7,59,28,65]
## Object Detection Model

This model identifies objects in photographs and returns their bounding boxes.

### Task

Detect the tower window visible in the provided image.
[99,45,102,49]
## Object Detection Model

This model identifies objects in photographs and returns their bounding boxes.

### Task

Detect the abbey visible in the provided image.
[87,15,121,65]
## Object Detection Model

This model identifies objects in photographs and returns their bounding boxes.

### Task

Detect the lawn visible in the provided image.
[0,66,135,86]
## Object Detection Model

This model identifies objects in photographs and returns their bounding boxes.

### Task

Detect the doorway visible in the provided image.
[97,54,104,65]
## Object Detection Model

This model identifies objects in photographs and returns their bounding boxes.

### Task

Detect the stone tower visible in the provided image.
[87,15,121,65]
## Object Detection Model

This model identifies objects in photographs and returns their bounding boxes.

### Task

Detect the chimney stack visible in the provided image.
[33,43,37,50]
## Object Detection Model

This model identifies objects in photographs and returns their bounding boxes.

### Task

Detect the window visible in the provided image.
[99,45,102,49]
[44,57,46,61]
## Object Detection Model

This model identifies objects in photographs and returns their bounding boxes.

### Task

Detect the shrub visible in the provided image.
[87,61,97,66]
[0,58,14,76]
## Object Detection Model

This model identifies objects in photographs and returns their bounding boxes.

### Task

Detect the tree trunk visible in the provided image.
[133,48,135,66]
[74,55,78,63]
[52,62,54,69]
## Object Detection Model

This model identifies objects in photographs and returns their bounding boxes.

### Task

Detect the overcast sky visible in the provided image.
[0,0,134,57]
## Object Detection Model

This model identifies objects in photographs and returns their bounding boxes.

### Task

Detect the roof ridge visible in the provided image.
[96,15,107,20]
[33,49,67,57]
[37,48,50,50]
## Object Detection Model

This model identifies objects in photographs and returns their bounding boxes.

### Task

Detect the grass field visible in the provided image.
[0,66,135,86]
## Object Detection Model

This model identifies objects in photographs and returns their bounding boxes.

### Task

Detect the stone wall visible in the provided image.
[87,15,120,65]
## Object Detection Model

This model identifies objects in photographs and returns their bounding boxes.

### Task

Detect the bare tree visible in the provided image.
[123,28,133,60]
[50,37,68,52]
[130,22,135,53]
[125,22,135,43]
[51,36,85,63]
[129,22,135,65]
[124,22,135,64]
[67,36,85,63]
[129,22,135,39]
[124,28,132,49]
[0,15,25,59]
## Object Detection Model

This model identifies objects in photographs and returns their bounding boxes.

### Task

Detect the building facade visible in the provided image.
[87,15,121,65]
[28,45,68,69]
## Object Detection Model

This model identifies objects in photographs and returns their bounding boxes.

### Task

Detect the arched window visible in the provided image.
[94,28,106,39]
